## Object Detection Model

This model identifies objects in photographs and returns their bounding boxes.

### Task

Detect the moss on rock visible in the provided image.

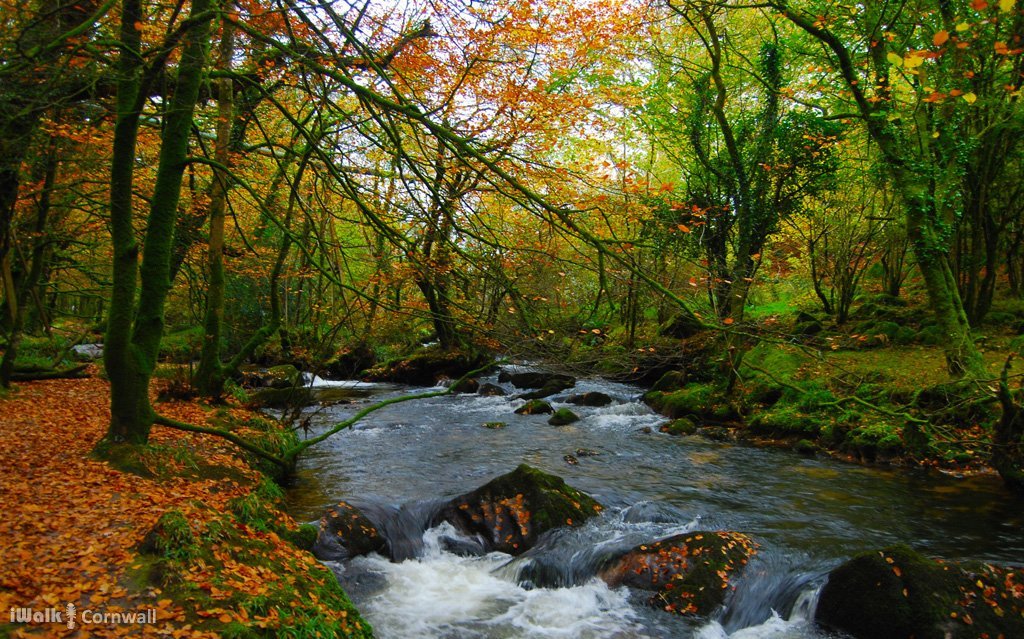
[660,417,698,436]
[600,531,757,616]
[548,408,580,426]
[644,383,736,421]
[515,399,554,415]
[432,464,604,555]
[312,500,387,561]
[817,545,1024,639]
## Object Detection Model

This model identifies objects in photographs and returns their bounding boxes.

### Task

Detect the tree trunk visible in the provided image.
[0,137,59,387]
[104,0,217,444]
[194,17,235,399]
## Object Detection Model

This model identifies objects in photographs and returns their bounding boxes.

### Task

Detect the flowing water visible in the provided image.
[286,369,1024,638]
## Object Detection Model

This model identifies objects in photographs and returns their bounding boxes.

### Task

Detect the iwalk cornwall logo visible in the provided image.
[9,602,156,630]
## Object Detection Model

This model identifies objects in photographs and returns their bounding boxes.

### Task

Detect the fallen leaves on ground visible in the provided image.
[0,374,360,638]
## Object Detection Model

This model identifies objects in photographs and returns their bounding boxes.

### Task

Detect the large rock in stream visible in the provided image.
[432,464,604,555]
[500,370,577,399]
[816,545,1024,639]
[313,501,387,561]
[600,531,757,616]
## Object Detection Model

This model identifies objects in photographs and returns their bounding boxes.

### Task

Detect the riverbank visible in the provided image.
[638,333,1022,479]
[0,374,370,638]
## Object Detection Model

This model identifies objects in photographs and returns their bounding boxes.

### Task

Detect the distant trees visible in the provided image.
[2,0,1024,453]
[774,0,1024,376]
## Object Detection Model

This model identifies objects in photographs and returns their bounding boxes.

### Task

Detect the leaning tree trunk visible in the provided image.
[104,0,217,444]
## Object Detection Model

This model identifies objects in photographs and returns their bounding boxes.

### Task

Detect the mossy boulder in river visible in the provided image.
[548,408,580,426]
[313,501,387,561]
[432,464,604,555]
[515,399,553,415]
[816,545,1024,639]
[600,531,756,616]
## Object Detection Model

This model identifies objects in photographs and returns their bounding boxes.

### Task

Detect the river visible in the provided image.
[285,367,1024,638]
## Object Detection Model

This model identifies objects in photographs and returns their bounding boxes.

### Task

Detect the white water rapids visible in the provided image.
[288,367,1024,638]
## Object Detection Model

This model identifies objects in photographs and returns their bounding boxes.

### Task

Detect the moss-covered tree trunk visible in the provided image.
[778,3,986,379]
[194,17,235,399]
[103,0,218,444]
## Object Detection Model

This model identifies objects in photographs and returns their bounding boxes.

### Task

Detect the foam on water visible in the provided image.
[349,524,647,639]
[302,374,392,389]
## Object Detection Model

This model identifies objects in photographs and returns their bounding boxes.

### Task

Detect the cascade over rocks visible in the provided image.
[313,501,387,561]
[431,464,604,555]
[816,545,1024,639]
[600,531,757,617]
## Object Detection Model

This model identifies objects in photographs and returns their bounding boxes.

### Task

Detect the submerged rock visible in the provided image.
[432,464,604,555]
[817,545,1024,639]
[600,531,756,617]
[313,501,387,561]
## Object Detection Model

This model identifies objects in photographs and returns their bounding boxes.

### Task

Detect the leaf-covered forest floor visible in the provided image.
[0,373,369,639]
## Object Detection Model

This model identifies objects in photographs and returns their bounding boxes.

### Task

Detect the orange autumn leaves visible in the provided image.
[0,375,326,637]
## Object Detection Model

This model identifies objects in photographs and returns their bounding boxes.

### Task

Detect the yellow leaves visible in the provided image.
[903,54,925,69]
[887,51,924,70]
[962,92,978,104]
[999,0,1016,11]
[956,22,972,32]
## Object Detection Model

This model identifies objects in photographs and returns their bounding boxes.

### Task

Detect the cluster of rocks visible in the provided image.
[312,465,1024,636]
[313,465,758,618]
